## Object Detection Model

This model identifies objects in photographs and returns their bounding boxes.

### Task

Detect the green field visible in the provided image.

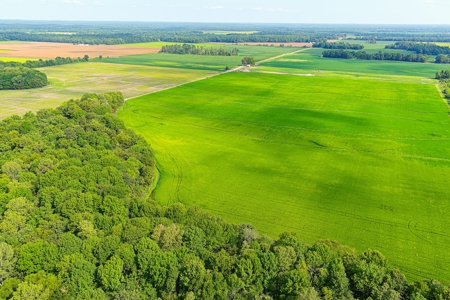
[0,62,213,119]
[339,40,397,51]
[101,46,301,71]
[262,48,446,77]
[119,72,450,282]
[0,57,38,63]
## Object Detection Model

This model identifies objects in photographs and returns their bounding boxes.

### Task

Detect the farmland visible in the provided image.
[0,62,213,119]
[101,45,302,71]
[262,48,447,77]
[1,33,450,284]
[119,72,450,282]
[0,41,159,59]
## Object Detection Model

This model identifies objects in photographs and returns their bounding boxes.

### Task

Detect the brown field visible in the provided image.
[0,42,159,59]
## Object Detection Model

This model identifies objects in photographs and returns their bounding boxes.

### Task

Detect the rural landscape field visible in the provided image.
[2,9,450,300]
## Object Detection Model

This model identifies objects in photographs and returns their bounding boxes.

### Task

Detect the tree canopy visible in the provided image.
[322,50,429,63]
[160,44,239,56]
[0,66,48,90]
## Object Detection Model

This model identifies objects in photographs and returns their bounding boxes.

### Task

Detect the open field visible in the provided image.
[119,72,450,282]
[0,42,159,59]
[262,48,446,77]
[101,45,302,71]
[0,57,39,63]
[436,42,450,47]
[0,62,213,119]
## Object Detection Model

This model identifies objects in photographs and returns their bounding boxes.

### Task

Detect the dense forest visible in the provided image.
[159,44,239,56]
[385,42,450,55]
[0,93,448,299]
[0,66,48,90]
[322,50,429,62]
[313,41,364,50]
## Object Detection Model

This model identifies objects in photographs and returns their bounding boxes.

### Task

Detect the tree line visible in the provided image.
[159,44,239,56]
[1,56,89,69]
[436,70,450,100]
[0,56,90,90]
[0,66,48,90]
[0,92,449,299]
[22,55,89,68]
[313,41,364,50]
[322,50,429,62]
[385,42,450,55]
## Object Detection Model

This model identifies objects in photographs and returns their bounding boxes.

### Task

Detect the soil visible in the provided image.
[0,42,159,59]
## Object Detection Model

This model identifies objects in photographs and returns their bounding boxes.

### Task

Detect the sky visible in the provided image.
[2,0,450,24]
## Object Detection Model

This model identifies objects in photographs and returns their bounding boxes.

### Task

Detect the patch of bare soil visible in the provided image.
[0,42,159,59]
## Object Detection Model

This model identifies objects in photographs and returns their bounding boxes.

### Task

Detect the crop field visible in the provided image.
[0,42,158,59]
[101,45,301,71]
[262,48,446,77]
[0,62,213,119]
[119,72,450,282]
[0,57,38,63]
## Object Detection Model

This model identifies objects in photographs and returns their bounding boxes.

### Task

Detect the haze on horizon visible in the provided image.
[2,0,450,25]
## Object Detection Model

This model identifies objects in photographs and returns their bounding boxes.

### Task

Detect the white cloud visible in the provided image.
[211,6,224,9]
[63,0,84,4]
[93,1,104,5]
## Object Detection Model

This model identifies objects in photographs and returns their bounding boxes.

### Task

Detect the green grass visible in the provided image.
[101,46,300,71]
[339,40,397,51]
[263,48,446,77]
[119,72,450,282]
[0,62,213,119]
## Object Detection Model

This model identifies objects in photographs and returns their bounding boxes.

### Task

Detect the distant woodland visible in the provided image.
[159,44,239,56]
[385,42,450,55]
[3,22,450,45]
[313,41,364,50]
[322,50,429,63]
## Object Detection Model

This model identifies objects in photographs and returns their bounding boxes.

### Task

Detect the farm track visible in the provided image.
[124,49,306,102]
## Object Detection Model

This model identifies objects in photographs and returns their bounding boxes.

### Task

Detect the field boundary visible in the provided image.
[124,49,305,101]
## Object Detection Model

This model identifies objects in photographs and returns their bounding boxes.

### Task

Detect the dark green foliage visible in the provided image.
[160,44,239,56]
[0,66,47,90]
[435,54,450,64]
[0,92,448,299]
[386,42,450,55]
[436,69,450,79]
[242,56,256,66]
[313,40,364,50]
[322,50,429,62]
